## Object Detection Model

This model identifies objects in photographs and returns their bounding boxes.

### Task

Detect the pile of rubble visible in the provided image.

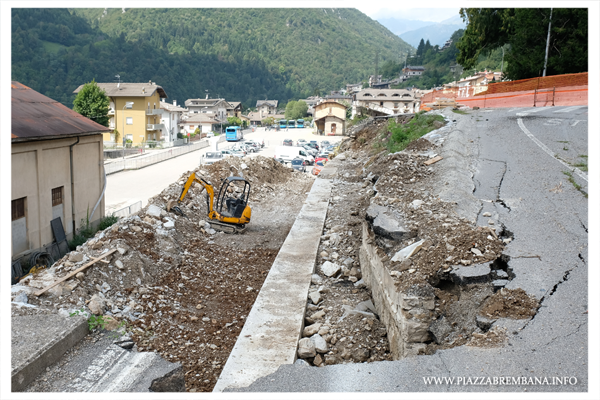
[11,155,313,392]
[297,110,539,364]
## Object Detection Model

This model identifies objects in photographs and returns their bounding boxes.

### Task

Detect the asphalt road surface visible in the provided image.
[230,106,591,393]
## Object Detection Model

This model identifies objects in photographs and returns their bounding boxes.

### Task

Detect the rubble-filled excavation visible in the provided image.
[13,111,540,392]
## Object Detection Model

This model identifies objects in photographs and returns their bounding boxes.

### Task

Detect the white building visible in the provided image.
[158,99,186,143]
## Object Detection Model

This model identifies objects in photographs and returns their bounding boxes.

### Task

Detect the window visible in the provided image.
[126,117,133,125]
[52,187,63,206]
[12,197,26,221]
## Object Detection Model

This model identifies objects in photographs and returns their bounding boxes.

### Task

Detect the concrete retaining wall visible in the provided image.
[213,178,333,392]
[359,221,434,359]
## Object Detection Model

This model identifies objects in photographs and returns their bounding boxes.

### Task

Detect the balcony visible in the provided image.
[147,124,164,131]
[146,108,161,115]
[108,109,115,115]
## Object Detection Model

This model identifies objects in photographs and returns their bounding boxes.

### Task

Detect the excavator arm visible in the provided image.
[167,172,215,215]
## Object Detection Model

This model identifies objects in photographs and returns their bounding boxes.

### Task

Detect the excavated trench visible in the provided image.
[298,117,541,365]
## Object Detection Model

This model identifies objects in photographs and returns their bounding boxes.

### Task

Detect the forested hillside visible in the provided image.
[12,8,413,108]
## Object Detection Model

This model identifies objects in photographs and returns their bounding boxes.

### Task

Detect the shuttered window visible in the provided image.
[12,197,26,221]
[52,186,63,206]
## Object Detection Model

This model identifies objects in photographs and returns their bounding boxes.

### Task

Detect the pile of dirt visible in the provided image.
[405,137,438,152]
[12,155,313,392]
[480,288,540,319]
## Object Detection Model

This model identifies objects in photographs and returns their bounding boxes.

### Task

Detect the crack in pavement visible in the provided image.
[543,320,587,347]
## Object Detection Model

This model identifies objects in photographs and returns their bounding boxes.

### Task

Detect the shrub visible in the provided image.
[98,214,118,231]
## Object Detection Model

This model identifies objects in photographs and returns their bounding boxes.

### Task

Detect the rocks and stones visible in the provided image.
[101,282,111,293]
[366,204,415,241]
[391,239,425,263]
[297,337,316,359]
[353,348,370,362]
[294,359,310,366]
[336,154,347,161]
[356,300,377,314]
[115,260,125,270]
[117,246,128,255]
[149,366,185,392]
[114,336,134,349]
[405,319,431,343]
[324,355,339,365]
[491,280,508,291]
[429,316,453,344]
[311,274,323,285]
[450,263,492,285]
[343,258,354,268]
[146,204,163,218]
[471,248,483,256]
[313,354,324,366]
[320,261,341,277]
[494,269,509,279]
[88,294,106,315]
[309,291,322,305]
[411,200,424,209]
[303,323,322,337]
[340,349,352,360]
[102,316,120,330]
[306,310,326,324]
[354,279,366,289]
[310,334,329,353]
[131,226,142,232]
[68,252,84,263]
[13,292,28,304]
[164,220,175,229]
[476,315,496,332]
[483,212,492,217]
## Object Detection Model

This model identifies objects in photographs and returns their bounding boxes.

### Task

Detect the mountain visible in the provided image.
[399,16,466,48]
[375,17,432,36]
[11,8,413,109]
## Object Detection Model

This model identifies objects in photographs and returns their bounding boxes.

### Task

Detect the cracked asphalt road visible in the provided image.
[231,106,591,393]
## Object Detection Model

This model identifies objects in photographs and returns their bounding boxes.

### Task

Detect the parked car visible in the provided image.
[320,140,331,148]
[302,145,318,157]
[201,151,224,165]
[283,139,293,146]
[221,149,244,158]
[307,141,319,151]
[296,138,307,147]
[206,132,215,138]
[314,155,328,165]
[253,138,265,148]
[231,145,248,155]
[245,140,261,150]
[291,158,307,172]
[311,160,325,175]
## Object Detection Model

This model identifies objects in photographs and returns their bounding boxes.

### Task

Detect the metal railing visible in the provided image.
[112,201,143,218]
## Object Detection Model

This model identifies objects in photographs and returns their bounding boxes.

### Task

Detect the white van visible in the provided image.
[274,146,314,165]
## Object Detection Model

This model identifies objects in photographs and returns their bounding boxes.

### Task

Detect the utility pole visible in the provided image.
[543,8,553,77]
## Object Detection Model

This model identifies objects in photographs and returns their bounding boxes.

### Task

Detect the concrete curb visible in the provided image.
[213,178,333,392]
[11,314,89,391]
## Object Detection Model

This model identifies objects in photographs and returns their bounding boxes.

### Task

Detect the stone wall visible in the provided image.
[359,221,434,359]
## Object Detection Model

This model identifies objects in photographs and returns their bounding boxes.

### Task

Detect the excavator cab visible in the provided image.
[215,177,251,219]
[168,172,251,234]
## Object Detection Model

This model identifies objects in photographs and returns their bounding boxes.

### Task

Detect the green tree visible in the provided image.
[227,116,242,126]
[284,100,297,119]
[72,79,110,126]
[291,100,308,119]
[457,8,587,80]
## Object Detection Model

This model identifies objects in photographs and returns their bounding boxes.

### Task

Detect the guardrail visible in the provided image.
[104,136,227,175]
[112,201,142,218]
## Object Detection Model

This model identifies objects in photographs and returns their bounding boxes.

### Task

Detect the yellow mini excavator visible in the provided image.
[167,172,251,234]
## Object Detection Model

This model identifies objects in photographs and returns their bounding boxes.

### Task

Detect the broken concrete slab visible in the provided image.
[365,204,415,241]
[429,316,453,344]
[391,239,425,263]
[320,261,341,277]
[450,262,492,285]
[146,204,162,218]
[11,314,89,392]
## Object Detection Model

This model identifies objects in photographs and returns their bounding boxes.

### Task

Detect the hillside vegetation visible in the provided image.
[12,8,413,108]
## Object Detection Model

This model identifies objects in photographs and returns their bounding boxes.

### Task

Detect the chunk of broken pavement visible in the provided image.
[146,204,162,218]
[320,261,341,277]
[297,337,316,359]
[366,204,415,240]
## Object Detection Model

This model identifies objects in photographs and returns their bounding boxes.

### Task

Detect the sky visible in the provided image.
[357,7,461,22]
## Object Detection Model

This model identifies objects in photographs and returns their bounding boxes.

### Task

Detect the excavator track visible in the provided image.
[208,221,246,234]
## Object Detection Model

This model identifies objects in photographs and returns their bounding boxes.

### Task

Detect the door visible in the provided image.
[331,123,337,134]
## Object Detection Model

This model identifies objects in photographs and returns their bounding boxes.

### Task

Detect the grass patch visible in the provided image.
[579,155,588,159]
[562,171,588,198]
[40,40,66,54]
[68,213,120,250]
[563,146,569,151]
[557,140,569,143]
[383,112,445,153]
[452,109,467,115]
[572,162,588,172]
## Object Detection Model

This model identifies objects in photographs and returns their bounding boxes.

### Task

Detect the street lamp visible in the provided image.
[122,101,134,161]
